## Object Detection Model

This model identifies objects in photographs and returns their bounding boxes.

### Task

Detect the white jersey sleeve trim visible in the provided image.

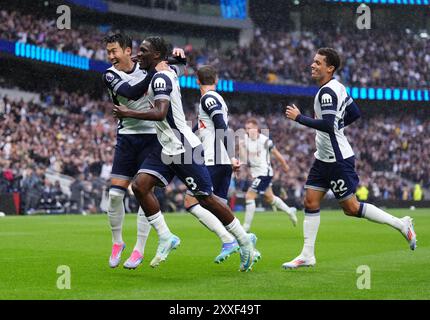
[209,110,223,119]
[112,80,127,94]
[154,94,171,101]
[321,110,338,116]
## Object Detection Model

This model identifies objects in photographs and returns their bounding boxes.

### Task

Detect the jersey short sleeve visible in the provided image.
[102,71,125,94]
[264,138,274,151]
[152,73,173,101]
[318,87,338,116]
[201,94,223,119]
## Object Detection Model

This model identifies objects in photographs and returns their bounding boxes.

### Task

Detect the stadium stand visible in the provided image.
[0,1,429,214]
[1,8,429,88]
[1,90,428,214]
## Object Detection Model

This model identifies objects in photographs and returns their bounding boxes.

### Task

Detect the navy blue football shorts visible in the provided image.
[111,134,161,181]
[207,165,232,200]
[138,145,213,196]
[304,156,359,201]
[250,175,273,194]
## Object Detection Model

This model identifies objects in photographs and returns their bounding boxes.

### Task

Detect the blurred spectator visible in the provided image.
[21,167,43,214]
[356,184,369,201]
[69,174,85,214]
[413,184,423,201]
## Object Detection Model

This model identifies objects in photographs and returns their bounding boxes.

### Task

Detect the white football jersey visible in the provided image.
[103,64,184,135]
[243,133,274,178]
[147,69,201,156]
[197,90,230,166]
[313,78,355,162]
[103,63,156,134]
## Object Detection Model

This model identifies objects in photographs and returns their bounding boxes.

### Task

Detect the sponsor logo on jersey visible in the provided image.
[153,77,167,92]
[321,93,333,107]
[105,72,115,82]
[205,97,218,110]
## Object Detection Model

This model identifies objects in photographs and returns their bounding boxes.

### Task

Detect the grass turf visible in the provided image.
[0,209,429,300]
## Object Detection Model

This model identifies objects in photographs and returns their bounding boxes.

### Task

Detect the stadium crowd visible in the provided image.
[0,91,428,214]
[110,0,180,11]
[1,9,429,89]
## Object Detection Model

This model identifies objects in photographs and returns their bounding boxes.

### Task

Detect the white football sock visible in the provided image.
[107,187,126,244]
[271,196,293,213]
[300,209,320,258]
[361,203,403,231]
[243,200,256,232]
[134,207,151,254]
[188,204,235,243]
[147,211,172,240]
[225,218,251,247]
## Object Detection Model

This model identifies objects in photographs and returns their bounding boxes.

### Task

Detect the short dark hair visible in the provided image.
[317,47,341,73]
[144,36,169,60]
[103,33,132,50]
[197,65,218,85]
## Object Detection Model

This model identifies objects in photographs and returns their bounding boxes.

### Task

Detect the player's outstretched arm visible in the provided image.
[271,147,289,173]
[285,104,335,133]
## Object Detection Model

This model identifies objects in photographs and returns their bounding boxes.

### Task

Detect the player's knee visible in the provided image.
[195,194,211,207]
[184,195,198,210]
[131,178,149,197]
[263,193,273,204]
[304,197,319,211]
[108,188,125,209]
[183,197,191,209]
[245,191,255,201]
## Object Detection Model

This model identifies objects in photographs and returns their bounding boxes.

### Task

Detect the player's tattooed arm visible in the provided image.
[286,104,335,133]
[271,147,289,173]
[112,99,169,121]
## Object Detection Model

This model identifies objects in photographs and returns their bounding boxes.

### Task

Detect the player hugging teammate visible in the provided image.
[104,34,261,272]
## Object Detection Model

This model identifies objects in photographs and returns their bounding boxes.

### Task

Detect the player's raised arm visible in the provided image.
[167,48,187,77]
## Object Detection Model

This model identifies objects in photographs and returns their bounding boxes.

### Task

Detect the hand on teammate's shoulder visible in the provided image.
[155,61,169,72]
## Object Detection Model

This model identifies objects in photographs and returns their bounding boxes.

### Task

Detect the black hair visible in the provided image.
[103,33,132,50]
[317,47,341,73]
[144,36,169,60]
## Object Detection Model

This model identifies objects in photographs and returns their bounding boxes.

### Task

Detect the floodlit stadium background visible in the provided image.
[0,0,429,216]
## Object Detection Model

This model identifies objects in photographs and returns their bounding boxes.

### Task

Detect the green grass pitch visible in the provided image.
[1,209,429,300]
